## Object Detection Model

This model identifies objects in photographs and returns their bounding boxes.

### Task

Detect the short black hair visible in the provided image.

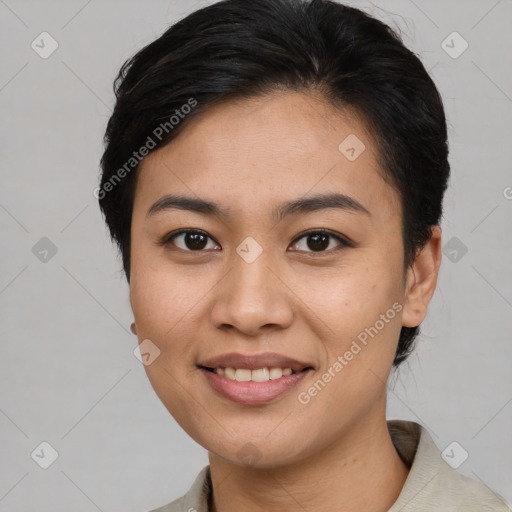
[98,0,450,368]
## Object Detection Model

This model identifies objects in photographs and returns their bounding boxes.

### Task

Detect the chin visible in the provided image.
[203,432,316,470]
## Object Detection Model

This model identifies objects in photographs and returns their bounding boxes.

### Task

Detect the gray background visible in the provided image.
[1,0,511,510]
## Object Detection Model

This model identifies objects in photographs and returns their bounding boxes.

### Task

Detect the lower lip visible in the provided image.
[200,368,311,405]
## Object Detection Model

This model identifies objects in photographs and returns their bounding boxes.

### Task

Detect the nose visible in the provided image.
[210,251,294,337]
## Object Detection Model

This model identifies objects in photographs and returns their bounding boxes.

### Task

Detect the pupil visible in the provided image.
[308,233,329,251]
[182,232,330,251]
[186,232,207,250]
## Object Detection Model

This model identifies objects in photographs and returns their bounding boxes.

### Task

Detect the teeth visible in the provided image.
[235,369,251,382]
[269,367,283,380]
[251,368,269,382]
[214,367,295,381]
[224,367,236,380]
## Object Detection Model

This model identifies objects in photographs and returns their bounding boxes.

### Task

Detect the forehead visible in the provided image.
[135,91,401,222]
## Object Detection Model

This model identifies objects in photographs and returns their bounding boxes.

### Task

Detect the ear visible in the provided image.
[401,225,442,328]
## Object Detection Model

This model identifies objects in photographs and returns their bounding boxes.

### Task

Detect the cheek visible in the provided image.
[299,256,405,391]
[293,272,403,417]
[129,264,206,429]
[294,258,403,338]
[129,253,226,381]
[131,240,196,321]
[131,271,200,342]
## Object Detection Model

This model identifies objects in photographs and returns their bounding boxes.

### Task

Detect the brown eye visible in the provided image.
[289,230,349,253]
[163,230,220,251]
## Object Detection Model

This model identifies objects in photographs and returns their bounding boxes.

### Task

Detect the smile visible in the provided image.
[198,352,314,404]
[208,367,295,382]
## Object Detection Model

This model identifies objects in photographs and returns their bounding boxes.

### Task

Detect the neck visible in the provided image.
[208,409,410,512]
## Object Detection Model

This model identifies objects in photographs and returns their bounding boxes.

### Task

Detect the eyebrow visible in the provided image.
[146,192,370,222]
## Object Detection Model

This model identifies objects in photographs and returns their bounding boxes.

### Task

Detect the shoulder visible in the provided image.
[388,420,511,511]
[147,466,211,512]
[446,472,512,511]
[409,466,512,511]
[147,496,184,512]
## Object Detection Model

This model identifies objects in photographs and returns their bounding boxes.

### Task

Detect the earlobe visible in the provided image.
[130,322,137,335]
[401,226,442,328]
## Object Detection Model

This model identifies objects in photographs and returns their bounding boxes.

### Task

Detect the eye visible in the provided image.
[288,229,350,253]
[161,229,220,251]
[160,228,351,254]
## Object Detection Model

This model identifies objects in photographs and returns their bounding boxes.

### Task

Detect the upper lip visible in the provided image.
[198,352,314,372]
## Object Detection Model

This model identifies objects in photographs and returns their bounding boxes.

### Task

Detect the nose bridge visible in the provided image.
[237,248,274,291]
[229,230,276,290]
[229,244,277,306]
[211,241,293,333]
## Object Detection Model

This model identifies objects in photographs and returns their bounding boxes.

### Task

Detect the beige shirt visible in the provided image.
[150,420,511,512]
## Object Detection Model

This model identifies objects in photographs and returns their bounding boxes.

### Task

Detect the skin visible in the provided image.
[129,90,442,512]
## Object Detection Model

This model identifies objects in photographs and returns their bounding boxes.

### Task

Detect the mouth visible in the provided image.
[200,366,312,382]
[198,352,314,405]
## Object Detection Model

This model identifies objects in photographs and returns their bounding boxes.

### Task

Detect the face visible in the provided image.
[130,91,415,468]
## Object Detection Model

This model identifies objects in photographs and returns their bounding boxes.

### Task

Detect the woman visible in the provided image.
[97,0,511,510]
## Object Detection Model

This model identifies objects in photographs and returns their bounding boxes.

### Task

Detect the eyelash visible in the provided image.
[159,228,352,255]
